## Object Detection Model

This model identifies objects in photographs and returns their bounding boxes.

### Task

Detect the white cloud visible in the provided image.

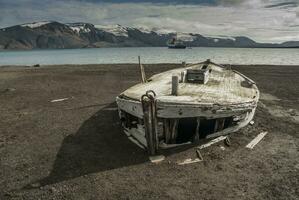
[0,0,299,42]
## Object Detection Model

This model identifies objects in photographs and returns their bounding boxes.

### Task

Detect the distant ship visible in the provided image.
[167,37,186,49]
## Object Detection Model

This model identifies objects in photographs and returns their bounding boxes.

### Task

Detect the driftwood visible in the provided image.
[177,158,202,165]
[246,131,268,149]
[159,141,192,149]
[50,98,69,103]
[197,136,227,149]
[196,150,204,161]
[149,155,165,163]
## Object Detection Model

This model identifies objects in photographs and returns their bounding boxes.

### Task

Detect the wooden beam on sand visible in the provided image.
[246,131,268,149]
[177,158,202,165]
[197,136,227,149]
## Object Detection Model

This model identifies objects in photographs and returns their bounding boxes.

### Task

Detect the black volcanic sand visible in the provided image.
[0,64,298,200]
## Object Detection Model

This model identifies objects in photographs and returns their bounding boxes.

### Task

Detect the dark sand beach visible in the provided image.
[0,64,298,199]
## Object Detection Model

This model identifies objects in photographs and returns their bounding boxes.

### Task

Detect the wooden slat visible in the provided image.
[197,136,227,149]
[246,131,268,149]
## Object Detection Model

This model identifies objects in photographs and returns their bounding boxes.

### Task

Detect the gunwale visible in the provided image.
[121,63,259,106]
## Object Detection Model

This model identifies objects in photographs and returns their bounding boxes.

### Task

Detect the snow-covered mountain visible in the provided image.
[0,21,297,50]
[20,21,53,29]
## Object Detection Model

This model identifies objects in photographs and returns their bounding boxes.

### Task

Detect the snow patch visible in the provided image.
[137,26,152,34]
[21,21,51,28]
[176,33,196,42]
[153,28,175,35]
[67,23,91,34]
[206,35,236,41]
[149,29,195,41]
[95,24,128,37]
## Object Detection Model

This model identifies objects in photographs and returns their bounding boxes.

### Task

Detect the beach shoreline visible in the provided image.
[1,64,298,199]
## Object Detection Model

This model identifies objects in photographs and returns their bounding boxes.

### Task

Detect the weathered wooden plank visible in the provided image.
[193,118,200,142]
[151,99,159,154]
[121,63,259,106]
[170,119,178,143]
[164,119,170,144]
[149,155,165,163]
[206,108,256,138]
[177,158,202,165]
[171,76,179,96]
[156,103,253,119]
[214,118,225,132]
[159,141,192,149]
[51,98,69,102]
[246,131,268,149]
[124,126,147,147]
[142,98,156,155]
[116,97,143,118]
[197,136,227,149]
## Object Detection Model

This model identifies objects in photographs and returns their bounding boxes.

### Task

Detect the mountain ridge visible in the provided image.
[0,21,298,50]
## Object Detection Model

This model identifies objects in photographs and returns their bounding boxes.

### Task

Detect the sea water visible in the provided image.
[0,47,298,66]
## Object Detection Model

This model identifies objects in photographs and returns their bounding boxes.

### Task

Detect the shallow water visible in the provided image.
[0,47,298,66]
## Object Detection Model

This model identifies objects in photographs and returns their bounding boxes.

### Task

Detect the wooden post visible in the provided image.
[142,93,159,156]
[218,118,225,131]
[142,98,156,155]
[193,118,200,143]
[150,97,159,153]
[170,119,178,143]
[180,71,185,83]
[214,119,219,132]
[138,56,146,83]
[171,76,179,96]
[164,119,170,144]
[214,118,225,132]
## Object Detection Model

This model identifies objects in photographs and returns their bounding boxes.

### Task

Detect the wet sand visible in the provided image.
[0,64,298,199]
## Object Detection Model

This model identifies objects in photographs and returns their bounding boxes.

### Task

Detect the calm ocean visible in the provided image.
[0,47,298,66]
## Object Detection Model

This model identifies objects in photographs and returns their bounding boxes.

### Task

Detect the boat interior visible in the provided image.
[120,110,239,147]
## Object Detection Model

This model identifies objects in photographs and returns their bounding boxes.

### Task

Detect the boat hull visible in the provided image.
[116,96,257,148]
[116,61,259,155]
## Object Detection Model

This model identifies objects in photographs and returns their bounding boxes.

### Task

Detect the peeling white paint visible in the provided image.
[122,63,258,105]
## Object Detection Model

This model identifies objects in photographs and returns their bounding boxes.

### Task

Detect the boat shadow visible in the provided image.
[35,102,148,187]
[25,102,199,188]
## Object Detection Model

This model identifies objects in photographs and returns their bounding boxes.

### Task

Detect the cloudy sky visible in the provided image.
[0,0,298,42]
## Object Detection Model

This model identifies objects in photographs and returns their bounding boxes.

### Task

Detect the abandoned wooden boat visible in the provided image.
[116,60,259,155]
